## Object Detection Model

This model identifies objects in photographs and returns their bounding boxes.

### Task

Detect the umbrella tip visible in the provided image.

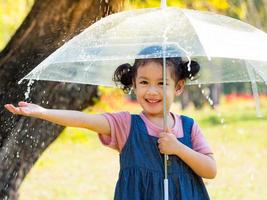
[160,0,167,9]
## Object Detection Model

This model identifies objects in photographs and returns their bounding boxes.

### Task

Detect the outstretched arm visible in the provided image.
[4,101,111,135]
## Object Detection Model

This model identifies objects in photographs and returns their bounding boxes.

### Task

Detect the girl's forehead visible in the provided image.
[137,61,170,73]
[136,62,174,80]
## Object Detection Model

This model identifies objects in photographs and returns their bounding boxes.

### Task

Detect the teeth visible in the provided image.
[147,99,160,103]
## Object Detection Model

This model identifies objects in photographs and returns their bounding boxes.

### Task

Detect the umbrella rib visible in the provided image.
[89,35,164,42]
[251,63,267,84]
[79,41,177,48]
[181,9,211,60]
[245,61,262,117]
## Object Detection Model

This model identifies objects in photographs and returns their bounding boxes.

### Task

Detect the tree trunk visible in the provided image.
[0,0,124,199]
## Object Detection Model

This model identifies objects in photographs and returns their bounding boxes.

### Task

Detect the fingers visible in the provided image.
[157,135,168,144]
[160,127,171,133]
[4,104,18,114]
[158,131,175,144]
[18,101,29,106]
[4,103,29,115]
[159,130,172,138]
[159,132,166,138]
[157,139,168,154]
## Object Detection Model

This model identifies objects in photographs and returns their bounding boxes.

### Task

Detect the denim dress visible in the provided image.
[114,115,210,200]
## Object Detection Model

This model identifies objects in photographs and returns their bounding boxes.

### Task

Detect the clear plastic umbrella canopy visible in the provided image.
[21,7,267,87]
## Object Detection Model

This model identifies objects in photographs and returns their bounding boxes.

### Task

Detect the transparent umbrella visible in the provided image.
[20,4,267,200]
[21,6,267,114]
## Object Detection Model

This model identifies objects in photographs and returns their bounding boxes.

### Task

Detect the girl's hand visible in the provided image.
[158,130,182,155]
[4,101,46,117]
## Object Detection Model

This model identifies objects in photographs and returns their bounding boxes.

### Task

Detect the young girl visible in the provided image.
[5,46,216,200]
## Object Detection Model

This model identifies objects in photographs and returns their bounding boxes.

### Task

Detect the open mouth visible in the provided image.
[145,99,161,104]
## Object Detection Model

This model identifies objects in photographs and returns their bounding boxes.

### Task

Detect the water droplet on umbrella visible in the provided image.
[24,79,35,100]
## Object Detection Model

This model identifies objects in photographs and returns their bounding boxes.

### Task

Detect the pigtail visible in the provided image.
[113,63,134,93]
[179,60,200,80]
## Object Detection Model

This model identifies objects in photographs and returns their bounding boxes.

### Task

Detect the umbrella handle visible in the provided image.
[164,178,169,200]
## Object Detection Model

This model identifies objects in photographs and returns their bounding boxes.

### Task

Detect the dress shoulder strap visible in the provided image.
[180,115,194,148]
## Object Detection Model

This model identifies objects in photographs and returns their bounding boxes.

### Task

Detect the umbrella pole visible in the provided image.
[246,62,262,117]
[161,0,167,9]
[163,53,169,200]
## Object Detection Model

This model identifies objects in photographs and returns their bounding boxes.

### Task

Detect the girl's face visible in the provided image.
[134,61,184,118]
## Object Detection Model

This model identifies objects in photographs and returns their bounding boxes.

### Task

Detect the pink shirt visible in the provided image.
[98,112,212,155]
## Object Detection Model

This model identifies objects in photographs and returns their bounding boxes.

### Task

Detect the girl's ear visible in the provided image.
[175,80,185,96]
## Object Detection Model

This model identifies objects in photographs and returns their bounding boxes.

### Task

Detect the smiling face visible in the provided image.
[134,60,184,119]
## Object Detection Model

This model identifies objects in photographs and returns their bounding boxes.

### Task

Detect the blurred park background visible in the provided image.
[1,0,267,199]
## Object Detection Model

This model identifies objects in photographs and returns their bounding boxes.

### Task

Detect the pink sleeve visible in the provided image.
[98,112,131,152]
[191,122,213,155]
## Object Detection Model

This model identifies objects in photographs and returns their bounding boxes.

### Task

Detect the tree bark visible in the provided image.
[0,0,124,199]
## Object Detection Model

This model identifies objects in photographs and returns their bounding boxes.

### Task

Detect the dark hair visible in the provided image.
[113,46,200,93]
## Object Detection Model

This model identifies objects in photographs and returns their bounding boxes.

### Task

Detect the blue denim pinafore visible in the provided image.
[114,115,210,200]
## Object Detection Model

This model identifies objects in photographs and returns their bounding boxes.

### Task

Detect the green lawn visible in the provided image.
[18,90,267,200]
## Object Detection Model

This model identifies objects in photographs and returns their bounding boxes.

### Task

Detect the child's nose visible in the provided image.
[147,86,158,94]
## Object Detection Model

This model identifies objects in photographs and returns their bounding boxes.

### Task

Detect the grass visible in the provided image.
[18,88,267,200]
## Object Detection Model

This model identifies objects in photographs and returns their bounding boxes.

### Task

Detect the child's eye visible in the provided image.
[139,81,148,85]
[159,82,168,85]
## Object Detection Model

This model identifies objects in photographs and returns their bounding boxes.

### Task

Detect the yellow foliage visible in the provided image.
[208,0,229,11]
[0,0,34,50]
[230,1,247,20]
[127,0,229,12]
[126,0,185,9]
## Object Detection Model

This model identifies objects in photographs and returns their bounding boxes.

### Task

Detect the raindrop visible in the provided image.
[128,87,133,95]
[208,98,214,106]
[24,79,35,100]
[13,172,18,178]
[187,60,191,73]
